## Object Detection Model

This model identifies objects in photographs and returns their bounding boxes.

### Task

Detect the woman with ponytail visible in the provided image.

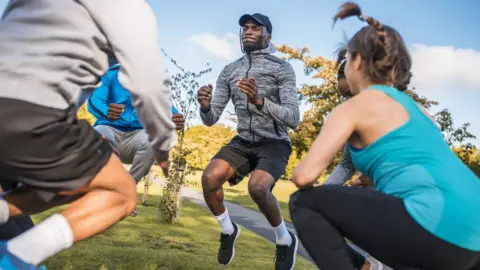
[289,2,480,270]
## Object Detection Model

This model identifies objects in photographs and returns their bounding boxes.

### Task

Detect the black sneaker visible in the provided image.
[274,231,298,270]
[218,222,241,266]
[130,208,138,217]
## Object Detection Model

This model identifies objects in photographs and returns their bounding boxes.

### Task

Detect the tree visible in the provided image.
[157,50,212,224]
[276,44,479,178]
[182,125,237,170]
[276,45,346,176]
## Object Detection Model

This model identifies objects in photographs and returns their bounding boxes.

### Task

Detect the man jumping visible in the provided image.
[197,13,300,270]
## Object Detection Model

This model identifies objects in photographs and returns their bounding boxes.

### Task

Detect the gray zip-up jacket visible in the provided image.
[0,0,176,161]
[324,145,356,185]
[201,43,300,142]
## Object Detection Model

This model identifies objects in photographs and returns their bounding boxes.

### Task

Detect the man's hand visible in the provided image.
[107,103,125,120]
[197,84,213,111]
[156,160,170,177]
[349,173,373,188]
[172,113,185,130]
[237,77,262,106]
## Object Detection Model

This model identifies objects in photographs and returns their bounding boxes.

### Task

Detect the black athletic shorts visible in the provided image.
[0,98,112,201]
[213,136,292,186]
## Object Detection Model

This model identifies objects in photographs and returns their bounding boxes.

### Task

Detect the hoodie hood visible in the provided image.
[247,42,276,56]
[260,42,276,54]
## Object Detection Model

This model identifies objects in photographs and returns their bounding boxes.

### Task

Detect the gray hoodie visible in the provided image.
[0,0,176,161]
[201,43,300,142]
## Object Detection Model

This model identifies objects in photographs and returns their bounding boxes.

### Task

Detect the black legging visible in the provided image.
[289,185,480,270]
[0,182,35,240]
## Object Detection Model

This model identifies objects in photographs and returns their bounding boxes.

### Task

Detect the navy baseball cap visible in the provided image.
[239,13,272,35]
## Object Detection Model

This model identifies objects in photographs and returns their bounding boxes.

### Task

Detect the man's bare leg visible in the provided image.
[2,154,137,265]
[201,159,241,266]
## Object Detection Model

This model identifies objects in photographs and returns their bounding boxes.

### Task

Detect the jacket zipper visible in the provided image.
[245,53,254,142]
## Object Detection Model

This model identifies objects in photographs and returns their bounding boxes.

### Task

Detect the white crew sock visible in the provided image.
[214,209,234,235]
[0,198,9,225]
[7,214,74,265]
[273,220,292,246]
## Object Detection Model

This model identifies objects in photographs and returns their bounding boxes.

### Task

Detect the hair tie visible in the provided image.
[359,14,368,22]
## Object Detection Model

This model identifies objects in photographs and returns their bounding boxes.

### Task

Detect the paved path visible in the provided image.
[152,178,377,267]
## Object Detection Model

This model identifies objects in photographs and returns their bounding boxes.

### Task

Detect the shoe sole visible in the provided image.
[289,234,299,270]
[221,225,241,267]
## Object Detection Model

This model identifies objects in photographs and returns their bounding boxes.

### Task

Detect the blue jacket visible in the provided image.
[88,65,178,132]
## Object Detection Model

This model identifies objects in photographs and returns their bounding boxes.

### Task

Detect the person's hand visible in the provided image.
[156,160,170,177]
[349,173,373,188]
[172,113,185,130]
[237,77,262,106]
[197,84,213,111]
[107,103,124,120]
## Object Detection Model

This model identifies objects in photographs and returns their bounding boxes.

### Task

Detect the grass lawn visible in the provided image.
[32,190,316,269]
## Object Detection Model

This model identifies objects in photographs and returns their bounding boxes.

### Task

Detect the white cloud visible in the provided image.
[410,44,480,91]
[187,32,239,61]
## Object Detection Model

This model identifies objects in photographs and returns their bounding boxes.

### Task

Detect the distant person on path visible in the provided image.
[290,3,480,270]
[88,64,185,216]
[197,13,300,270]
[0,0,177,268]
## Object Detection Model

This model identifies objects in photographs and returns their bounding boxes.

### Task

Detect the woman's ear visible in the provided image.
[353,53,363,72]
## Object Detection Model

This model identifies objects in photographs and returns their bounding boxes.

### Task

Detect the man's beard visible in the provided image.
[242,38,266,52]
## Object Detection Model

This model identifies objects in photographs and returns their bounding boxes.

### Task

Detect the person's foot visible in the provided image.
[218,222,241,266]
[274,231,298,270]
[130,208,138,217]
[0,241,47,270]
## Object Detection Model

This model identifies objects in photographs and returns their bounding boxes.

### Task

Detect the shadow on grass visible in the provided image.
[32,195,314,270]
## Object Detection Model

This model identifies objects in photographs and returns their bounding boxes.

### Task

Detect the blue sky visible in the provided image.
[1,1,479,145]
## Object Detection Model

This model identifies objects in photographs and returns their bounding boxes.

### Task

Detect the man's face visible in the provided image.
[337,78,351,98]
[241,20,270,52]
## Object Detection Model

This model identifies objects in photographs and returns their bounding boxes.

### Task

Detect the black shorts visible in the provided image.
[0,98,112,201]
[213,136,292,187]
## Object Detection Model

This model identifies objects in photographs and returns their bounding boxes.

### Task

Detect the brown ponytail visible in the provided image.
[333,2,412,91]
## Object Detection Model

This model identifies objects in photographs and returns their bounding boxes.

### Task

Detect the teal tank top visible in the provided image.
[348,85,480,251]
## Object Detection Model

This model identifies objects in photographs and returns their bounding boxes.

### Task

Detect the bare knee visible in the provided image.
[201,169,224,193]
[201,159,233,193]
[248,182,270,203]
[122,178,137,216]
[94,154,138,216]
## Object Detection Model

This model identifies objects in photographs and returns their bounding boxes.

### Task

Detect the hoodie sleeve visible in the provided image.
[200,67,231,126]
[324,145,357,185]
[260,61,300,129]
[80,0,176,161]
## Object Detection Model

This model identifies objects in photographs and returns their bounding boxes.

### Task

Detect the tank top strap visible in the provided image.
[366,84,423,119]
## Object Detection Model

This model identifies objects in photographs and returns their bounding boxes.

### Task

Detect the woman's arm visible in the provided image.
[293,100,357,189]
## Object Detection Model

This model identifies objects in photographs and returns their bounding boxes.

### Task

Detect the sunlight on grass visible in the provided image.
[33,194,316,270]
